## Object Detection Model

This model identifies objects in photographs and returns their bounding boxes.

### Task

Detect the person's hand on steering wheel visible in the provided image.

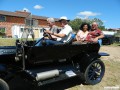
[43,30,55,40]
[44,30,53,35]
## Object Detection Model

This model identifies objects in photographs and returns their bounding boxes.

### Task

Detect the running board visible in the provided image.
[99,52,109,56]
[20,67,79,86]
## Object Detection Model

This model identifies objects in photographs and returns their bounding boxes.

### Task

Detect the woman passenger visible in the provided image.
[75,23,91,43]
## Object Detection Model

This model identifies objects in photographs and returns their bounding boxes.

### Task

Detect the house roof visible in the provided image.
[0,10,30,18]
[0,10,59,21]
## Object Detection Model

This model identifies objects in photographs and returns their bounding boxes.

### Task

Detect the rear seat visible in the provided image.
[64,33,76,44]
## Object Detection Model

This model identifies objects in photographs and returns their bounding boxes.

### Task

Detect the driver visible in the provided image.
[35,17,59,46]
[47,18,60,34]
[35,16,73,46]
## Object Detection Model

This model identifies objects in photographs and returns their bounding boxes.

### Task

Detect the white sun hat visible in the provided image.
[59,16,70,21]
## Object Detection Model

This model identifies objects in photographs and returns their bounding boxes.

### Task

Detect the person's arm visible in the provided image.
[52,33,66,38]
[93,31,104,42]
[76,30,81,41]
[44,30,66,38]
[97,33,104,39]
[76,33,80,41]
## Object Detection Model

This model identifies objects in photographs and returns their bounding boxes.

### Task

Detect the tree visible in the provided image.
[69,18,83,32]
[91,18,105,30]
[69,18,105,32]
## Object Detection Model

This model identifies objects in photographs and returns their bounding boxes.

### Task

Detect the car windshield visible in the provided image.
[21,14,35,43]
[21,28,34,42]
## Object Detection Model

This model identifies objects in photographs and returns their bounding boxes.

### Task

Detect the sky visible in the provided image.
[0,0,120,29]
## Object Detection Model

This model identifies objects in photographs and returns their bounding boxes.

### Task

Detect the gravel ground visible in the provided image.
[100,45,120,62]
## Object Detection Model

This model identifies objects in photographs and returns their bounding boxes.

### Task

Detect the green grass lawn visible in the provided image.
[0,38,35,46]
[0,38,120,46]
[0,38,16,46]
[111,42,120,46]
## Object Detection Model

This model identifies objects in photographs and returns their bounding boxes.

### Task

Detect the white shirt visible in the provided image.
[57,24,73,43]
[77,30,89,41]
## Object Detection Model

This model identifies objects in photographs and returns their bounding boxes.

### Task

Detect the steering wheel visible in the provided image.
[42,28,54,40]
[43,32,53,40]
[34,28,55,46]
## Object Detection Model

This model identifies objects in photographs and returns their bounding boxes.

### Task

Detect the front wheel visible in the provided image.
[84,59,105,85]
[0,78,9,90]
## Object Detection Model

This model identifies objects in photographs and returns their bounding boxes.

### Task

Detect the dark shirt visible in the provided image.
[86,29,103,42]
[50,25,59,33]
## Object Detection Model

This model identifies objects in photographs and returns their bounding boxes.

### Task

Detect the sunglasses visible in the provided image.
[92,24,97,26]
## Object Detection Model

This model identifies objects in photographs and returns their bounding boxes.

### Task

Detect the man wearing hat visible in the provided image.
[36,16,73,46]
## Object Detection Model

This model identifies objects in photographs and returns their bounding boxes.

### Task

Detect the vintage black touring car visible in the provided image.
[0,31,109,90]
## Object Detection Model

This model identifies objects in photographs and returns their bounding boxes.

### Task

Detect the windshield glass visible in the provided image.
[21,14,34,43]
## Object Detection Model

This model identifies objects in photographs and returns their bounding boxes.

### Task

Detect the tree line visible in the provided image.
[69,18,105,32]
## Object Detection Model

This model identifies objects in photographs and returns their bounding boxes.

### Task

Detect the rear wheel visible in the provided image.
[0,78,9,90]
[84,59,105,85]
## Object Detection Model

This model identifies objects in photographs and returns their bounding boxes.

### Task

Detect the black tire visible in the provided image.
[84,59,105,85]
[0,78,9,90]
